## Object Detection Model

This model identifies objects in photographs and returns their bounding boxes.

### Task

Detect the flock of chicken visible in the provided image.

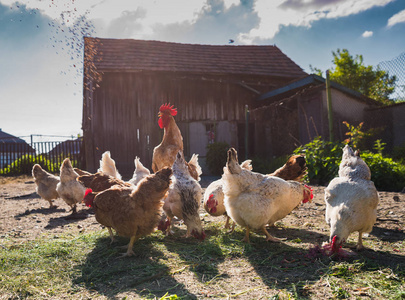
[31,103,379,258]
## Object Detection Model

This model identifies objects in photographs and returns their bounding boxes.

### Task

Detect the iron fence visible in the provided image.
[0,139,85,176]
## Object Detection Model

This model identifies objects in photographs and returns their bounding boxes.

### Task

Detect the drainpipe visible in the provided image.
[326,70,334,141]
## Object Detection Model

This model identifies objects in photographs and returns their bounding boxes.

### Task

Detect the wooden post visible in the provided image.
[245,105,249,160]
[326,70,334,142]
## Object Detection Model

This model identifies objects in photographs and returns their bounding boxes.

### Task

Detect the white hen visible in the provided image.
[203,160,252,230]
[98,151,122,180]
[324,145,379,252]
[222,148,313,243]
[128,157,151,186]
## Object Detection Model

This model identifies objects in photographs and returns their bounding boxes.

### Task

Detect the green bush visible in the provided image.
[293,137,405,191]
[361,152,405,191]
[251,155,289,174]
[0,154,80,176]
[294,136,343,185]
[392,142,405,164]
[206,142,230,175]
[1,154,56,175]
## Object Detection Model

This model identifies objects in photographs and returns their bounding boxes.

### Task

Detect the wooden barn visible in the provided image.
[82,37,307,175]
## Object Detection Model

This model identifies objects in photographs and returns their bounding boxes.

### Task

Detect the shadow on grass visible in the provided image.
[239,226,405,299]
[162,222,228,284]
[41,207,94,229]
[73,233,198,299]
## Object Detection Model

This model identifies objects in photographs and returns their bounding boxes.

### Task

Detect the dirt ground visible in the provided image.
[1,175,404,243]
[1,175,404,299]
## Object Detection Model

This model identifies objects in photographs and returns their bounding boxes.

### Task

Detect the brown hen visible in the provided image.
[83,167,173,257]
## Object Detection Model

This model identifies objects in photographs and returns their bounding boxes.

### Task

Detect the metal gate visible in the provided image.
[0,139,85,175]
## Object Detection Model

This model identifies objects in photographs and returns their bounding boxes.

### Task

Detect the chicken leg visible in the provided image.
[356,232,364,251]
[225,216,236,233]
[118,235,139,258]
[242,227,251,243]
[262,227,282,242]
[107,227,115,244]
[47,200,57,209]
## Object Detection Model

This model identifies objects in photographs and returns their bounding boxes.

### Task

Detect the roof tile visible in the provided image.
[86,38,307,78]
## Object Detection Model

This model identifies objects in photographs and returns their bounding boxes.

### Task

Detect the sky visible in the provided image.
[0,0,404,143]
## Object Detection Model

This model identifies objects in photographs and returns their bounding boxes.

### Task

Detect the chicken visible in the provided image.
[128,157,151,186]
[152,103,183,173]
[203,160,253,231]
[268,155,307,181]
[151,103,202,181]
[77,171,132,192]
[74,168,91,176]
[83,167,173,257]
[324,145,379,252]
[186,154,202,182]
[56,158,86,214]
[222,148,313,243]
[204,154,307,230]
[32,164,60,208]
[98,151,122,180]
[162,152,205,240]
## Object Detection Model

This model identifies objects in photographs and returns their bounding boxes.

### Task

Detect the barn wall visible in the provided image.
[84,72,286,175]
[365,102,405,152]
[321,89,372,142]
[251,97,300,158]
[392,104,405,147]
[250,86,381,159]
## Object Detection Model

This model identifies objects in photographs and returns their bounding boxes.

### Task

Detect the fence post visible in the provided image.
[326,70,334,142]
[245,105,249,160]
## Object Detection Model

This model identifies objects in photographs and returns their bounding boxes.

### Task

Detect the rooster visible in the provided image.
[151,103,202,181]
[222,148,313,243]
[162,152,205,240]
[32,164,60,208]
[324,145,379,252]
[56,158,86,214]
[152,103,183,173]
[83,167,173,257]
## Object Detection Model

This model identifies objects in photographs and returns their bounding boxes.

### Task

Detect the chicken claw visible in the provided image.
[117,236,137,258]
[262,227,284,242]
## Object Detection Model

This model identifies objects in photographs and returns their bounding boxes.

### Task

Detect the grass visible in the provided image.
[0,221,404,299]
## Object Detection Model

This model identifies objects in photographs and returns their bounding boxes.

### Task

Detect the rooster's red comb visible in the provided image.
[159,103,177,116]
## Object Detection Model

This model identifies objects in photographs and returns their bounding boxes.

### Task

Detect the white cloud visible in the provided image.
[362,30,373,38]
[387,9,405,28]
[1,0,397,44]
[238,0,395,44]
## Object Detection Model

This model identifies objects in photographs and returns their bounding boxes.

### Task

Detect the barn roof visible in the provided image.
[85,37,307,78]
[257,74,382,106]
